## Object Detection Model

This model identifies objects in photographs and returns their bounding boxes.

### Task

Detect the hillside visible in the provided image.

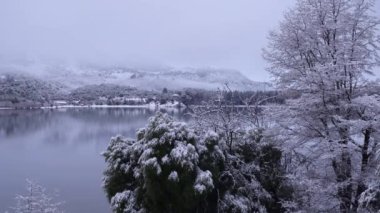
[1,63,272,91]
[0,73,66,107]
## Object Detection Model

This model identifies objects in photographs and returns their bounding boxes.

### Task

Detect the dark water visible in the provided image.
[0,108,188,213]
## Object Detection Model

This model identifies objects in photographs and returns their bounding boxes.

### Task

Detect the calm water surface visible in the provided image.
[0,108,188,213]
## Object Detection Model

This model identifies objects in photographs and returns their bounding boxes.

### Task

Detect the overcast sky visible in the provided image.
[0,0,379,81]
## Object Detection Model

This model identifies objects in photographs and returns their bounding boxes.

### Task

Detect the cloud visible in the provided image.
[3,0,379,81]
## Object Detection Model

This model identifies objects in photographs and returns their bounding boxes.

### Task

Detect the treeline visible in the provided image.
[0,73,291,108]
[68,84,137,101]
[178,89,285,106]
[67,86,285,107]
[0,73,65,107]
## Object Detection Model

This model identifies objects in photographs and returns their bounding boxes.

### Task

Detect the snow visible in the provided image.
[168,171,179,182]
[40,103,181,109]
[170,143,199,170]
[161,155,170,164]
[358,181,380,211]
[193,169,214,194]
[205,130,219,141]
[110,191,138,213]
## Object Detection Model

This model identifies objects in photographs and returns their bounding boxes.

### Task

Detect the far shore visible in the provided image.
[0,104,186,110]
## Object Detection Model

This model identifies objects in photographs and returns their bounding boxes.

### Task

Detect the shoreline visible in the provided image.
[0,104,186,110]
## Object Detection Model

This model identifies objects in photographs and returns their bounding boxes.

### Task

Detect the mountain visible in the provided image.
[46,66,272,91]
[0,62,272,91]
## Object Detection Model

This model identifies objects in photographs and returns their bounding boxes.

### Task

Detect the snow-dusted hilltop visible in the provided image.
[0,62,271,91]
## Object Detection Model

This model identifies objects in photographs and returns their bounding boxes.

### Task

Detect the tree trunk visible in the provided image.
[333,148,353,213]
[352,128,372,212]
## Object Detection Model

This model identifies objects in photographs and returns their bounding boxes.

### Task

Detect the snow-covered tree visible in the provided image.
[190,85,270,151]
[189,86,295,212]
[264,0,380,212]
[103,113,223,213]
[103,112,293,212]
[8,180,64,213]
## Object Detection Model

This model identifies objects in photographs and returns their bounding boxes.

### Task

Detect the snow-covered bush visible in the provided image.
[103,113,222,213]
[225,129,294,213]
[103,113,294,213]
[8,180,64,213]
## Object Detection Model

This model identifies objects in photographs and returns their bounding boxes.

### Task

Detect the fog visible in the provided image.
[0,0,300,81]
[1,0,379,81]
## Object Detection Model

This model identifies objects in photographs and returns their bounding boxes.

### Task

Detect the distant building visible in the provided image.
[53,100,68,106]
[172,94,180,100]
[124,97,146,102]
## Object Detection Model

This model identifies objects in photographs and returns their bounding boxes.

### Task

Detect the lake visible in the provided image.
[0,108,189,213]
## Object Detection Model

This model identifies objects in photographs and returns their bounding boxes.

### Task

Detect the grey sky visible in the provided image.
[0,0,379,81]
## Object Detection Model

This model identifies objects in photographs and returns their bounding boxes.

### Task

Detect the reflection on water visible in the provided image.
[0,108,188,213]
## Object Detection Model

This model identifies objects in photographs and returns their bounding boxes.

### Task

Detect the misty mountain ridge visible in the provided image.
[0,62,272,91]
